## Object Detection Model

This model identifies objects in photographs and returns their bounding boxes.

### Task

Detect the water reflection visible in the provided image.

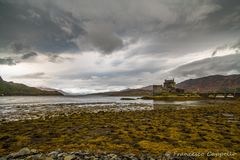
[0,96,207,122]
[0,96,202,106]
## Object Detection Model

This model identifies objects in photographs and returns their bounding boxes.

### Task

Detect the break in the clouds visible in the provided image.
[0,0,240,93]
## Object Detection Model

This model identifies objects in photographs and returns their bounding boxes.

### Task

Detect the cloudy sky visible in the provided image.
[0,0,240,94]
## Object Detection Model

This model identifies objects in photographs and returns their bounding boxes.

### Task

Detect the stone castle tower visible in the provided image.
[163,79,176,89]
[152,79,184,96]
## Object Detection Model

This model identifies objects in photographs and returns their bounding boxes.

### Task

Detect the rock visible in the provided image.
[8,147,31,158]
[64,155,76,160]
[73,152,88,158]
[30,149,38,154]
[105,154,118,160]
[58,153,67,157]
[139,154,156,160]
[4,150,165,160]
[120,98,136,100]
[122,154,138,160]
[26,154,46,160]
[89,156,98,160]
[47,149,63,158]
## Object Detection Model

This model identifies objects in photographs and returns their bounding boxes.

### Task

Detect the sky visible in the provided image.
[0,0,240,94]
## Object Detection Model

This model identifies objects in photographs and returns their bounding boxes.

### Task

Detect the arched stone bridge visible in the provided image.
[199,92,240,98]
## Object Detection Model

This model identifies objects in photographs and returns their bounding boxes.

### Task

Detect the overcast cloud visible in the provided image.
[0,0,240,93]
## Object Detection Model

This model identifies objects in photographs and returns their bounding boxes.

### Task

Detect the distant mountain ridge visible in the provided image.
[176,74,240,93]
[0,76,63,96]
[89,88,152,96]
[37,87,67,95]
[2,74,239,96]
[88,74,240,96]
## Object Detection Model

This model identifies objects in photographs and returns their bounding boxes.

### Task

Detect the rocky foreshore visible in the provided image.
[0,103,154,123]
[1,101,239,160]
[0,147,180,160]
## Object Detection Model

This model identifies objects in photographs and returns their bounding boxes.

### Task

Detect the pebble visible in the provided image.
[64,155,76,160]
[7,147,31,158]
[2,148,175,160]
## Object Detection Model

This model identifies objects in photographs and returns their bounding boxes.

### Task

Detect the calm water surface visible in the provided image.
[0,95,202,106]
[0,96,205,122]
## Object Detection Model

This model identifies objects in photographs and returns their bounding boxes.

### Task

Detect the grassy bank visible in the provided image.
[0,102,240,159]
[141,95,238,101]
[141,95,204,101]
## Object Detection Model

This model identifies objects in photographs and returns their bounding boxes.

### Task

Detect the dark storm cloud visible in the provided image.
[60,65,161,81]
[211,45,228,57]
[211,50,218,57]
[122,0,240,57]
[10,42,31,53]
[0,58,16,65]
[1,0,240,57]
[0,0,83,54]
[48,54,72,63]
[0,52,37,65]
[0,0,128,55]
[171,54,240,78]
[211,39,240,57]
[21,52,38,59]
[79,23,124,54]
[11,72,46,79]
[232,39,240,49]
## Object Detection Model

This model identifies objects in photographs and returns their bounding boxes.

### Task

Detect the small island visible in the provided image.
[142,78,240,101]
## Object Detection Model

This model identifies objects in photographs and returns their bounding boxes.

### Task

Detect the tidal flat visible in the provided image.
[0,100,240,159]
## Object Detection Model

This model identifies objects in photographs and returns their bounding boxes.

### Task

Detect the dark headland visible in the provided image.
[0,76,63,96]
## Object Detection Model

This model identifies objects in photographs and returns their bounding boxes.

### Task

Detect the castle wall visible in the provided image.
[152,79,184,96]
[152,85,164,96]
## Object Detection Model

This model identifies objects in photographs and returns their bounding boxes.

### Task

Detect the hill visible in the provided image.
[89,74,240,96]
[89,87,152,96]
[0,76,63,96]
[176,74,240,93]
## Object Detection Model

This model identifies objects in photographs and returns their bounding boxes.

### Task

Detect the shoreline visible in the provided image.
[0,98,209,123]
[0,103,155,123]
[141,95,238,101]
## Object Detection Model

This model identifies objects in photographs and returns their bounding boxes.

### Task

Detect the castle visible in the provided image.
[152,79,184,96]
[163,79,176,89]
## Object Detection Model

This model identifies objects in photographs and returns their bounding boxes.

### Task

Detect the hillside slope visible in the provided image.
[176,74,240,93]
[89,88,152,96]
[0,77,63,96]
